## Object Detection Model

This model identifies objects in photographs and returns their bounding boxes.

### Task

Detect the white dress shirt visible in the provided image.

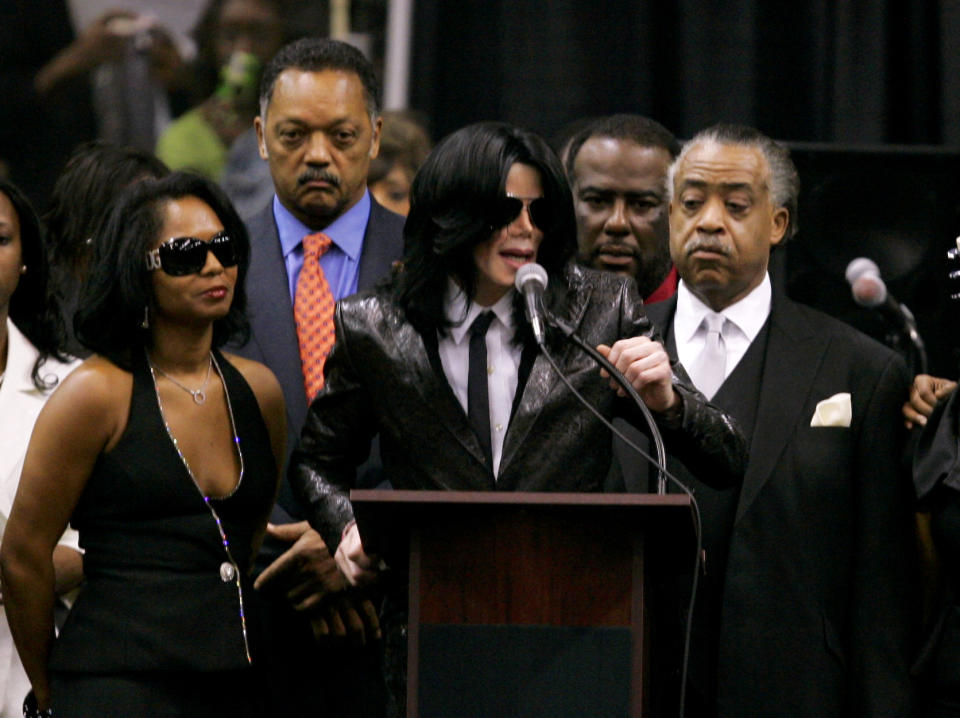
[437,283,521,478]
[674,273,772,391]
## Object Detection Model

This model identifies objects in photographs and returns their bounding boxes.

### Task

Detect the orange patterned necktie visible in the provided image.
[294,232,335,401]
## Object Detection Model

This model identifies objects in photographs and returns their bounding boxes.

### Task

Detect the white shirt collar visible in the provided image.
[444,280,516,346]
[674,273,772,344]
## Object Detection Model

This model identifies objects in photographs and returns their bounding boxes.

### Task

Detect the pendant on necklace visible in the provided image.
[192,390,206,405]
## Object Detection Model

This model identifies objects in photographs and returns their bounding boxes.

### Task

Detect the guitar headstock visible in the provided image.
[948,236,960,301]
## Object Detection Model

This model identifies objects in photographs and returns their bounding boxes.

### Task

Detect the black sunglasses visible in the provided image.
[490,195,553,232]
[145,232,238,276]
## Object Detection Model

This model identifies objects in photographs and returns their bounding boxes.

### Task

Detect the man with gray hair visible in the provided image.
[635,123,916,715]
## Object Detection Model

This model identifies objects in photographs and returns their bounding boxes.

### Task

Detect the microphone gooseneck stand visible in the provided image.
[545,312,670,494]
[537,308,703,718]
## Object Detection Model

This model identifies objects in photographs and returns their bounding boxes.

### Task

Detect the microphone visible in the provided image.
[845,257,891,308]
[514,263,548,346]
[845,257,927,373]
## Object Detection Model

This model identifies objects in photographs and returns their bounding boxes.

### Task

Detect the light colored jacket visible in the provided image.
[0,318,79,717]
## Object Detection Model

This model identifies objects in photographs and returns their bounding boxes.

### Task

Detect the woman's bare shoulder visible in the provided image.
[34,355,133,451]
[54,356,132,406]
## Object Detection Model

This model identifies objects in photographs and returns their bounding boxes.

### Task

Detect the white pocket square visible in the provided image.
[810,392,852,427]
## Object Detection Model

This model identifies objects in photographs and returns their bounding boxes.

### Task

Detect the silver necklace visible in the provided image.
[147,350,251,663]
[149,354,212,405]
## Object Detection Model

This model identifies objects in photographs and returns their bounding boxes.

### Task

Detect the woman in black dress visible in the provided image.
[0,172,284,717]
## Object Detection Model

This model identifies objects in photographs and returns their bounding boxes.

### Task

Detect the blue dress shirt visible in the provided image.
[273,191,372,304]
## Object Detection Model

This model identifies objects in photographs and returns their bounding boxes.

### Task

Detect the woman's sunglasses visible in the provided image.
[490,194,553,232]
[145,232,238,276]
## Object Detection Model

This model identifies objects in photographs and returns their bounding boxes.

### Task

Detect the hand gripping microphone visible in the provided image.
[514,263,548,346]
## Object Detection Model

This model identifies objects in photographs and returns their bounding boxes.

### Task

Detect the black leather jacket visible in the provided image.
[291,264,747,551]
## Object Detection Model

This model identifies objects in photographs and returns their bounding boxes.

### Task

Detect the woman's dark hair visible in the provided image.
[44,141,169,274]
[395,121,577,338]
[75,172,250,369]
[0,179,69,390]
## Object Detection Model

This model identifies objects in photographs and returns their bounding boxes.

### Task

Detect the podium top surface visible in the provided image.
[350,490,697,561]
[351,489,691,508]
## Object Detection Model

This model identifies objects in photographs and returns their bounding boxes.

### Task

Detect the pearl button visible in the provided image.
[495,423,503,432]
[220,562,237,582]
[487,365,494,375]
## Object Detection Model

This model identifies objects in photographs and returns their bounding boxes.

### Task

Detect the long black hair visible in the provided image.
[74,172,250,369]
[395,121,577,339]
[0,179,69,389]
[44,141,169,275]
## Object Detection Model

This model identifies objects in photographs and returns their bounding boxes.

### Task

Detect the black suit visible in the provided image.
[636,290,917,717]
[236,196,404,718]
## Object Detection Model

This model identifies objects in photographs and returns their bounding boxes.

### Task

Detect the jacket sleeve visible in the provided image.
[288,303,376,551]
[617,280,748,489]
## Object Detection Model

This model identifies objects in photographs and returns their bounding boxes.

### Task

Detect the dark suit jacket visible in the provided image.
[290,264,748,553]
[234,197,403,718]
[644,292,917,717]
[236,197,404,515]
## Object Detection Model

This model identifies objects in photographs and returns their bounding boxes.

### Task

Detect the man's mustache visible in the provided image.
[684,236,731,257]
[297,169,340,187]
[588,241,641,261]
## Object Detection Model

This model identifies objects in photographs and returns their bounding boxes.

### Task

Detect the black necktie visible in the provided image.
[468,311,495,469]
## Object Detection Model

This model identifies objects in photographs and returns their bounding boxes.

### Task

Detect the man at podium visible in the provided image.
[289,120,743,577]
[287,121,747,712]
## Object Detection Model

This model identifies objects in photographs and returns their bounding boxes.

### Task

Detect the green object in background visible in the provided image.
[156,109,227,180]
[215,52,262,107]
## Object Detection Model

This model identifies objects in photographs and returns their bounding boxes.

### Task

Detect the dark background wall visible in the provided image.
[410,0,954,146]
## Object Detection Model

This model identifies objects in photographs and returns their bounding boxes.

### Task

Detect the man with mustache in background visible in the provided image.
[566,114,679,304]
[236,38,404,717]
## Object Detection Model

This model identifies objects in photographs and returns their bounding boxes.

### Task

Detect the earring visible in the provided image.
[19,265,26,275]
[140,306,150,330]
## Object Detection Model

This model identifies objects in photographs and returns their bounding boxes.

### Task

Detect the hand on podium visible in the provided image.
[336,521,384,587]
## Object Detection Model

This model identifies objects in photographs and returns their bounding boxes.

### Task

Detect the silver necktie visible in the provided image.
[692,312,727,400]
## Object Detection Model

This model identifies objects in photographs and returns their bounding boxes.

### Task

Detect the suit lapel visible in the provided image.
[245,207,308,428]
[497,282,594,486]
[644,298,675,349]
[391,315,496,488]
[734,295,830,524]
[357,199,404,291]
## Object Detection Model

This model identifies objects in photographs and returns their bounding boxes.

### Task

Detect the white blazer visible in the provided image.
[0,319,79,717]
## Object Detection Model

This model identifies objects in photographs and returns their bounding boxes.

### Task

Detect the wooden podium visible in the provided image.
[351,490,696,718]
